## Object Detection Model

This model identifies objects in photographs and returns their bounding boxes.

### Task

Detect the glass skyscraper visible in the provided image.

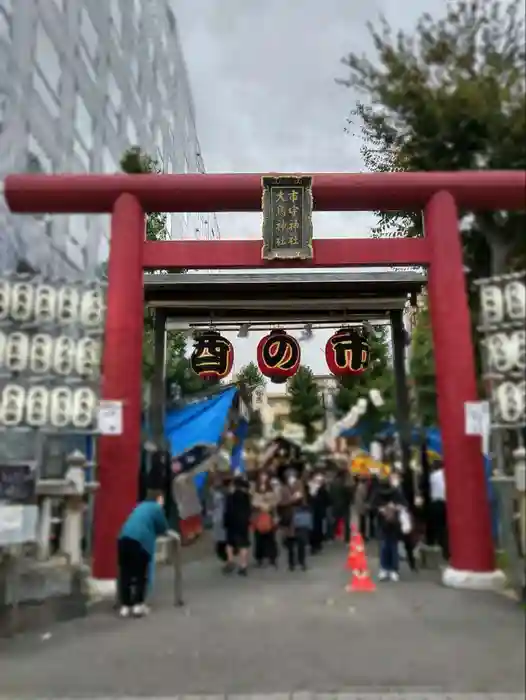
[0,0,219,278]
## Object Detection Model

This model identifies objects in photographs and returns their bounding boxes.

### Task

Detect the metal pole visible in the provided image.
[172,537,184,606]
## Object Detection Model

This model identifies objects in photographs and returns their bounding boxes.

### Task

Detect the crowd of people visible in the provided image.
[207,459,448,581]
[115,452,449,618]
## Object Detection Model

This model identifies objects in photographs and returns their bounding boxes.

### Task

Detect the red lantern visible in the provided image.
[325,326,370,377]
[190,329,233,379]
[257,329,301,384]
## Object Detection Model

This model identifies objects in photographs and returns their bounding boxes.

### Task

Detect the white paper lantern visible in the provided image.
[50,386,72,427]
[26,386,49,427]
[495,381,524,424]
[342,406,360,428]
[75,337,100,377]
[11,283,34,322]
[53,336,76,375]
[72,387,97,428]
[369,389,384,407]
[0,330,6,368]
[80,289,105,328]
[5,332,30,372]
[35,285,57,324]
[486,332,518,373]
[512,329,525,371]
[0,384,26,426]
[503,280,526,321]
[356,397,368,415]
[30,333,54,374]
[0,280,11,321]
[480,285,504,326]
[57,286,80,324]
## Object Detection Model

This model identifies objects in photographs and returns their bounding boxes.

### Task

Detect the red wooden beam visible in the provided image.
[4,171,525,214]
[142,237,430,270]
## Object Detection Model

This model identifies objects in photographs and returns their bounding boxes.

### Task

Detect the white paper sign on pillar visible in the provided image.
[464,401,490,454]
[97,400,123,436]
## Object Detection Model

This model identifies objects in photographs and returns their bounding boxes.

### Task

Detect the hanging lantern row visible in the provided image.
[189,326,371,382]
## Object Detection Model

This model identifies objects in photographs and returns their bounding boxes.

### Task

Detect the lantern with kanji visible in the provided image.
[257,329,300,384]
[190,329,233,380]
[325,326,370,377]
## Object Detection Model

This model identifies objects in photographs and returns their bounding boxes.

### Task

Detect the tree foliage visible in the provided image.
[235,361,265,393]
[287,366,325,443]
[337,0,526,275]
[119,146,209,396]
[333,327,396,441]
[408,298,438,427]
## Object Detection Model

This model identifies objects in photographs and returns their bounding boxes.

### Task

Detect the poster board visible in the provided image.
[0,461,38,546]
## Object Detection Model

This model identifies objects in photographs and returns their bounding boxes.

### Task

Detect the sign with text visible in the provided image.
[0,462,37,503]
[97,400,123,435]
[261,174,313,260]
[465,401,490,436]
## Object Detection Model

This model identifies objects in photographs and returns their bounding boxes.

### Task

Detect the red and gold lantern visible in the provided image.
[325,326,370,377]
[190,329,233,380]
[257,329,301,384]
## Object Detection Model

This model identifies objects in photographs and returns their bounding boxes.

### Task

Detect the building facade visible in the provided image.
[0,0,219,278]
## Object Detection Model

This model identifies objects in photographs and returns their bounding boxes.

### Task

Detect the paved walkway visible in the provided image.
[0,543,524,698]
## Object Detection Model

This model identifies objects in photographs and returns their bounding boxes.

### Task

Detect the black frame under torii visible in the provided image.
[144,270,423,491]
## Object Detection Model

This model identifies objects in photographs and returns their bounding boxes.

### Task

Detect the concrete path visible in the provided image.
[0,542,524,698]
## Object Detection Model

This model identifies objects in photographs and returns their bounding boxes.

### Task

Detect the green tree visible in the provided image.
[333,327,395,442]
[337,0,526,276]
[408,300,438,427]
[236,361,265,393]
[287,366,325,443]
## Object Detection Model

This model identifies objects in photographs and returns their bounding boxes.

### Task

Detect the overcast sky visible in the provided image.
[170,0,441,387]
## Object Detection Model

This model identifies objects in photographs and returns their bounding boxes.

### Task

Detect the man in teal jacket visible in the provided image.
[117,494,179,618]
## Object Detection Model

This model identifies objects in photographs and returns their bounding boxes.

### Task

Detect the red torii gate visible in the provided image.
[4,170,525,587]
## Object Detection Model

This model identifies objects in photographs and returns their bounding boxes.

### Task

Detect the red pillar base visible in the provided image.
[425,191,495,575]
[92,194,145,580]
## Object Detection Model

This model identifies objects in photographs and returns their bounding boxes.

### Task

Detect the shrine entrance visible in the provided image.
[4,170,525,588]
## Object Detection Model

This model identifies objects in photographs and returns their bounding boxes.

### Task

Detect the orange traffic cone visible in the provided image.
[335,518,344,540]
[345,526,366,569]
[345,527,376,592]
[346,568,376,592]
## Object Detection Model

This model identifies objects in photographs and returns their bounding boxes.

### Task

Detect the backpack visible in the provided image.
[254,511,273,534]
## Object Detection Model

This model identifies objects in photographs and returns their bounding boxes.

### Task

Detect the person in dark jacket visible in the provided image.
[308,472,330,554]
[329,468,353,543]
[223,475,252,575]
[371,473,407,581]
[117,494,179,618]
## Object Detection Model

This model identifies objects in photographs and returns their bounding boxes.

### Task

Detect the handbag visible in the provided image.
[400,507,412,535]
[254,511,273,534]
[293,507,313,531]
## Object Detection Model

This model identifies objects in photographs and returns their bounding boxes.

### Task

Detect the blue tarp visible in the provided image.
[231,418,249,473]
[164,386,238,490]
